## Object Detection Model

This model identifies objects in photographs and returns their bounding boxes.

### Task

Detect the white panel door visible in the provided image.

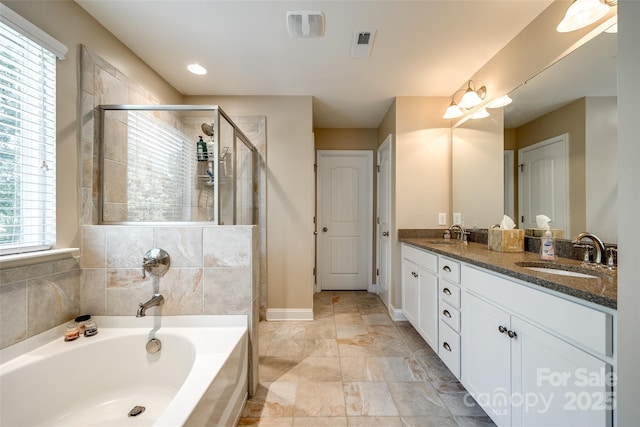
[518,134,568,234]
[317,150,372,290]
[377,136,391,308]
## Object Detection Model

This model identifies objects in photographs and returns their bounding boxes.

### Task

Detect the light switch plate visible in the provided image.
[438,213,447,225]
[453,212,462,224]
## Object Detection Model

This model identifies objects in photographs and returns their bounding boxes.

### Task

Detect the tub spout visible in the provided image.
[136,293,164,317]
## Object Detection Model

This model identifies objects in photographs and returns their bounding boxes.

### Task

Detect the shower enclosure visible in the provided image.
[97,105,256,225]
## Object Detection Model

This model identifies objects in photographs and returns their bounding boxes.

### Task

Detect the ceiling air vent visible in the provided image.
[287,11,325,37]
[351,30,376,58]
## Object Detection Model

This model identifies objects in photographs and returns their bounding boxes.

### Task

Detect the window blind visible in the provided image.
[0,20,57,255]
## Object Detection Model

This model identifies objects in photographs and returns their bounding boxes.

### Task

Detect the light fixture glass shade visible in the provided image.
[458,88,483,109]
[187,63,207,75]
[557,0,610,33]
[486,95,513,109]
[443,103,464,119]
[469,108,489,120]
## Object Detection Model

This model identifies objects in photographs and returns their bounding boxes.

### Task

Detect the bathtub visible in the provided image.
[0,315,248,427]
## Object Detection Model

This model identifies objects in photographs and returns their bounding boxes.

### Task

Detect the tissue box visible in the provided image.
[524,228,565,239]
[488,229,524,252]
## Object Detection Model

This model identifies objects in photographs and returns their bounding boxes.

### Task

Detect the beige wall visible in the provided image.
[515,98,586,237]
[452,111,505,228]
[185,95,315,314]
[314,128,377,151]
[4,1,182,250]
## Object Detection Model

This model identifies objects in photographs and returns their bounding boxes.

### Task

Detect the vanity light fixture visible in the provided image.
[458,80,487,109]
[187,63,207,75]
[556,0,612,33]
[469,108,489,120]
[442,80,487,119]
[486,95,513,109]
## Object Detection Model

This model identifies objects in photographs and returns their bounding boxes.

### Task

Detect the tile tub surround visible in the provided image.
[400,238,617,309]
[0,257,81,349]
[81,224,260,394]
[238,291,494,427]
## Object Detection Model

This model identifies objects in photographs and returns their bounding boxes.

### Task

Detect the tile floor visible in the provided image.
[238,291,496,426]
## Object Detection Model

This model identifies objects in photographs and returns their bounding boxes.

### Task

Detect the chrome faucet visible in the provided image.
[573,232,606,265]
[136,293,164,317]
[448,224,467,241]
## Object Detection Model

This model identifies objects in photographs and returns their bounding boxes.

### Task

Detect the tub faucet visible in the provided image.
[573,232,606,265]
[136,293,164,317]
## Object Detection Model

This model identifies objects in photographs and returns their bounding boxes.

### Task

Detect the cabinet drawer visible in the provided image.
[438,256,460,283]
[438,321,460,378]
[439,281,461,308]
[440,299,460,332]
[402,244,438,272]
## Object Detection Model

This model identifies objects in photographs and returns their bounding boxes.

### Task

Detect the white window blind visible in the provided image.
[0,19,57,255]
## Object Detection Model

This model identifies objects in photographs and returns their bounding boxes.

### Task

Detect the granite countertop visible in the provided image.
[400,237,617,310]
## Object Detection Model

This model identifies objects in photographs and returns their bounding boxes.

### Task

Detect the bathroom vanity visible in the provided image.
[400,238,616,427]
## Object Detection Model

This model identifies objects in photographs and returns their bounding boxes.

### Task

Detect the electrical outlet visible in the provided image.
[438,213,447,225]
[453,212,462,224]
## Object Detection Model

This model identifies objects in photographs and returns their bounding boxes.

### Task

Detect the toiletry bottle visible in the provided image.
[540,229,556,261]
[197,136,208,161]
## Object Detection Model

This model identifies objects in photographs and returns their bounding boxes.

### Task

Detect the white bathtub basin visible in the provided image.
[0,315,248,427]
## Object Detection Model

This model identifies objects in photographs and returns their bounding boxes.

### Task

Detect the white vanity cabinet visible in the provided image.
[437,256,462,378]
[461,265,614,427]
[401,244,438,350]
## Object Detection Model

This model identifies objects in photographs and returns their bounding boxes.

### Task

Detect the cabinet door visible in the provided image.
[417,266,438,350]
[402,259,419,326]
[511,317,613,427]
[462,291,512,427]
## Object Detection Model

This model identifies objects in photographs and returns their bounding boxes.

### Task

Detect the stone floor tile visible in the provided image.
[298,357,342,382]
[293,416,348,427]
[439,392,490,417]
[294,380,346,416]
[237,417,293,427]
[387,382,450,417]
[454,415,497,426]
[258,356,300,383]
[344,382,399,416]
[347,416,403,426]
[242,382,297,418]
[399,415,459,427]
[378,356,429,382]
[302,338,339,357]
[340,357,386,382]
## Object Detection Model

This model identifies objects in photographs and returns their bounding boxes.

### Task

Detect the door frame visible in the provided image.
[316,150,373,292]
[376,135,392,308]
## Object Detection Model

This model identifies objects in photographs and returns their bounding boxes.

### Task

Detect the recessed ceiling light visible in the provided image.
[187,63,207,75]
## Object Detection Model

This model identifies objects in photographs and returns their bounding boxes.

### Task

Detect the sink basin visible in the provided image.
[514,262,601,279]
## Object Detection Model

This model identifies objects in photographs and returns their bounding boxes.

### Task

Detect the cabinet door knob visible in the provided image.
[443,309,451,318]
[442,342,452,352]
[443,265,452,272]
[382,231,389,237]
[322,227,328,232]
[498,325,507,334]
[442,288,452,295]
[508,330,518,339]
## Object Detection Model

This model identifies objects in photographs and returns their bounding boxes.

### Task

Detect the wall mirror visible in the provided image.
[452,29,617,243]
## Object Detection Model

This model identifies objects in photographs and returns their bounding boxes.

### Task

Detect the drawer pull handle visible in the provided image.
[508,330,518,339]
[443,288,452,295]
[443,309,452,318]
[498,325,507,334]
[443,265,452,272]
[443,342,452,352]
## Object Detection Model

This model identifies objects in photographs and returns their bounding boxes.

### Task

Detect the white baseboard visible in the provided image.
[389,304,407,321]
[266,308,314,321]
[368,283,377,293]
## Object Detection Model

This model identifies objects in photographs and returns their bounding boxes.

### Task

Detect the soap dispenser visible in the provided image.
[540,228,556,261]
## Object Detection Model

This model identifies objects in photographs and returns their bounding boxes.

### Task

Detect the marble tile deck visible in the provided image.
[238,291,495,427]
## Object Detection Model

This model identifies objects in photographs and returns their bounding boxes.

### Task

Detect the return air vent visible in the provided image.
[287,11,325,37]
[351,29,376,58]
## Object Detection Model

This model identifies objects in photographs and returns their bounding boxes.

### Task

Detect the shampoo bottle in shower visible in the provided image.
[197,136,208,161]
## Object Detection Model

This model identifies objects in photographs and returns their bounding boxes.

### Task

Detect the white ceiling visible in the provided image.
[76,0,556,128]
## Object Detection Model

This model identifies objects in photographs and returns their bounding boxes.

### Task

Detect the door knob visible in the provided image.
[322,227,328,232]
[382,231,389,236]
